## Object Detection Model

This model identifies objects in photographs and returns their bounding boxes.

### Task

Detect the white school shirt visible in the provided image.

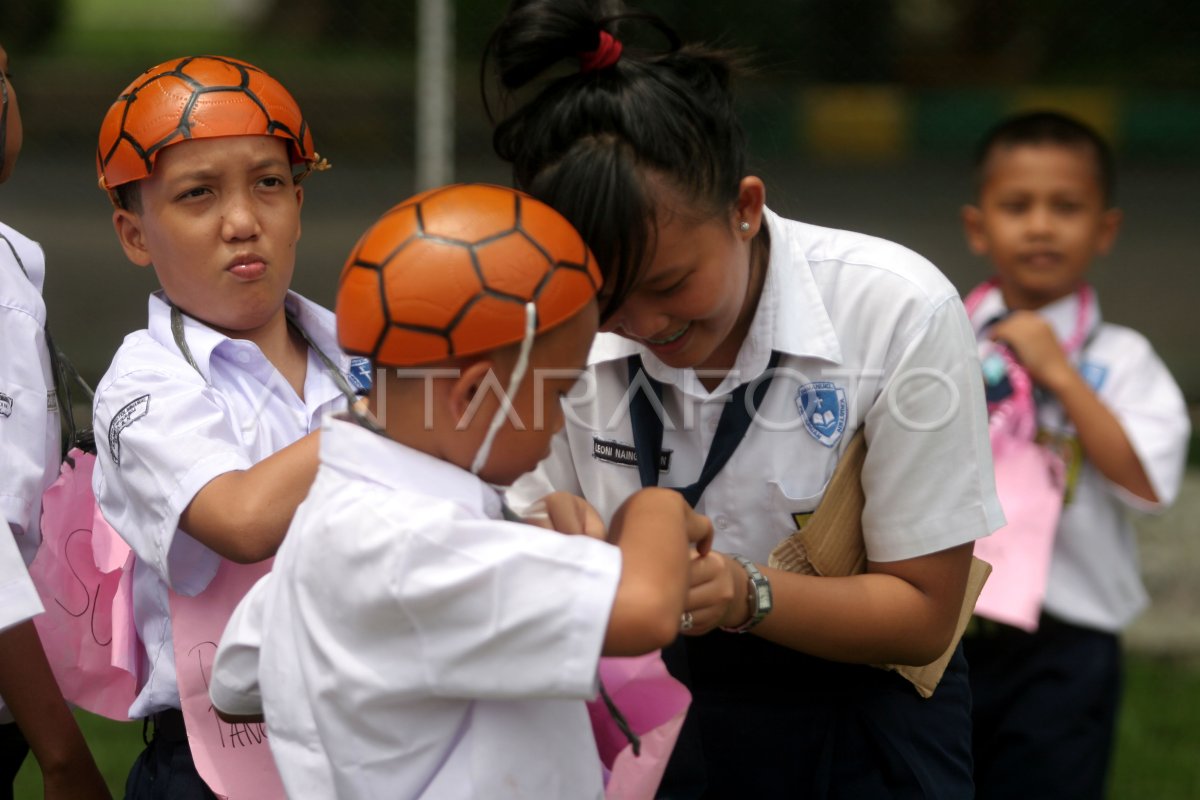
[510,209,1004,566]
[968,286,1190,632]
[1,515,44,717]
[213,416,621,800]
[0,222,59,723]
[0,517,43,634]
[92,290,352,718]
[0,221,59,564]
[0,518,43,724]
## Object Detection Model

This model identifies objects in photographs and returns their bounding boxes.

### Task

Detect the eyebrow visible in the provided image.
[171,157,291,183]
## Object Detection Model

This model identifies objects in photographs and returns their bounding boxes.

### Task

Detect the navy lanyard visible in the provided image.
[626,350,782,506]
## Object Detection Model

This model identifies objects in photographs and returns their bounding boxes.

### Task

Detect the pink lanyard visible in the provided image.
[963,279,1094,439]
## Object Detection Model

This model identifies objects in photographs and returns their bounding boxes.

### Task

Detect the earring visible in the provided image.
[739,221,751,232]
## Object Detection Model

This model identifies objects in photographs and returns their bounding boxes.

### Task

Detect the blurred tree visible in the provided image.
[249,0,1200,88]
[5,0,65,52]
[254,0,416,47]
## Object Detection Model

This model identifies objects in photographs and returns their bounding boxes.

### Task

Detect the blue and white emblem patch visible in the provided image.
[796,382,847,447]
[347,357,374,395]
[1079,360,1108,392]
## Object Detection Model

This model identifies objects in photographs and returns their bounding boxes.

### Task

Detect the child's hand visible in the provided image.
[683,505,713,556]
[522,491,606,539]
[679,550,742,635]
[989,311,1072,390]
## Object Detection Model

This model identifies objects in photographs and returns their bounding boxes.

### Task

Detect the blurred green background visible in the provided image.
[5,0,1200,797]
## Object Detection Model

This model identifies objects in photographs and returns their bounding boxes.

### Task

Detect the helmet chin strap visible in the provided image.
[470,302,538,477]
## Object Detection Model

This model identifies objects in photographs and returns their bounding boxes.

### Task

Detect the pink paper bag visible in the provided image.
[170,558,285,799]
[588,652,691,800]
[28,449,139,720]
[972,348,1065,632]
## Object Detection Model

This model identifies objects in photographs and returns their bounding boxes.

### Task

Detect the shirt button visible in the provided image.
[716,516,729,530]
[235,350,252,364]
[708,417,719,431]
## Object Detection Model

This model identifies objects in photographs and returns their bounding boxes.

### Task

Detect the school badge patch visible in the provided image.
[347,357,373,394]
[108,394,150,466]
[0,392,12,418]
[1079,360,1108,392]
[796,382,846,447]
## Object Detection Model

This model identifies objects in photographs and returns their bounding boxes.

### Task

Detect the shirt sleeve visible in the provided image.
[861,296,1005,562]
[0,304,54,548]
[0,518,44,633]
[1093,333,1191,513]
[211,573,269,716]
[92,363,252,596]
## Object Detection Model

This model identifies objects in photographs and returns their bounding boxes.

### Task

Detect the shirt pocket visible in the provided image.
[765,477,830,540]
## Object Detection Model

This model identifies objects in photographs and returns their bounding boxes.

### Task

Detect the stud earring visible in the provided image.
[739,221,750,232]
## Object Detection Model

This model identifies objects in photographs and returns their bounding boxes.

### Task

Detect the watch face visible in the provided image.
[724,554,772,632]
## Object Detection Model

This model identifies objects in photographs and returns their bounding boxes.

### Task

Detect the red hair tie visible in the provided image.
[579,30,623,73]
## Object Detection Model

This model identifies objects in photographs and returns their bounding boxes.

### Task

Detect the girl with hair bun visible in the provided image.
[488,1,1004,797]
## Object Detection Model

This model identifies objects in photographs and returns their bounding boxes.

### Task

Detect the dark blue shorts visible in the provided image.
[124,710,216,800]
[658,632,975,799]
[963,614,1121,800]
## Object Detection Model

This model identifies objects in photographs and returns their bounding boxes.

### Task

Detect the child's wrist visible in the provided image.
[718,556,753,628]
[1040,360,1082,396]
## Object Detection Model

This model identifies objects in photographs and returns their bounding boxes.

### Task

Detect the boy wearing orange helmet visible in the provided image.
[209,184,712,799]
[0,42,110,800]
[91,56,359,799]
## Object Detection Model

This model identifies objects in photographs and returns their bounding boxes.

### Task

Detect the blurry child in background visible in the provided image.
[211,183,711,799]
[0,42,110,800]
[960,110,1190,798]
[91,55,354,798]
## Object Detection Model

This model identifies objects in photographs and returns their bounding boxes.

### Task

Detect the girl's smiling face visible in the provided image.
[600,175,766,375]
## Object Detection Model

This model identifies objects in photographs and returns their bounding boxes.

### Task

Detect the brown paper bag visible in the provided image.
[767,429,992,698]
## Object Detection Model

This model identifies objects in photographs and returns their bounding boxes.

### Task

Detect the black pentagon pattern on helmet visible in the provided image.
[353,186,595,363]
[100,55,306,179]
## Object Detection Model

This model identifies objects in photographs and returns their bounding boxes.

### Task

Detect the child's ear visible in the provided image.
[734,176,766,238]
[112,208,152,267]
[961,204,989,256]
[1095,208,1123,256]
[294,184,304,243]
[447,359,495,424]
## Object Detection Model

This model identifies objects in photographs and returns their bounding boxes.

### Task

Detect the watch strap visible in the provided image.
[720,553,772,633]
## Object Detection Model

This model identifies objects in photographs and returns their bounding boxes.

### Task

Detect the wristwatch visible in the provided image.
[719,553,773,633]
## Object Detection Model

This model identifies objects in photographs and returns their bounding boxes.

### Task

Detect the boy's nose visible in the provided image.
[221,192,261,240]
[1026,205,1054,236]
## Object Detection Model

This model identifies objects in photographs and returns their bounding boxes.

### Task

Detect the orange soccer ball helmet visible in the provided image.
[337,183,603,367]
[96,55,319,198]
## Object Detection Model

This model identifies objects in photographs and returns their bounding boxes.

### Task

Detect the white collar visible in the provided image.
[146,290,345,382]
[319,416,504,520]
[587,207,843,395]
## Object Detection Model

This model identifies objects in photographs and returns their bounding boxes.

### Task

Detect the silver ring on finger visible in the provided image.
[680,611,694,631]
